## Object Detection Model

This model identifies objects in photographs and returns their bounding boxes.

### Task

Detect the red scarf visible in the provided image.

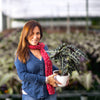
[28,42,55,95]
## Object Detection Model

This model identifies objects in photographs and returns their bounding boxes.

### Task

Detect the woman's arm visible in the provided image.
[14,58,45,84]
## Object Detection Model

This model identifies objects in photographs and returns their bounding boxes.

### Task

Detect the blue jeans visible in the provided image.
[22,94,57,100]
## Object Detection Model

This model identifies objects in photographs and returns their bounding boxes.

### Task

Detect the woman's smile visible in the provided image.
[28,26,41,45]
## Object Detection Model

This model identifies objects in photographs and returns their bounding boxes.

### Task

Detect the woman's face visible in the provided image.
[28,26,41,45]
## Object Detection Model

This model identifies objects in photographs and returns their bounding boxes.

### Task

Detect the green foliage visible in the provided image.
[50,43,88,75]
[71,71,93,91]
[0,28,100,93]
[0,29,21,94]
[92,18,100,26]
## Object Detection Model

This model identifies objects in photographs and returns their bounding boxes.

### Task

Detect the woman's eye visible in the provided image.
[37,32,40,35]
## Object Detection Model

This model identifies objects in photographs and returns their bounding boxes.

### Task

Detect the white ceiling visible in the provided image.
[1,0,100,18]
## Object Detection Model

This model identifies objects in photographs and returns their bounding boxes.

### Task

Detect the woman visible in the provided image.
[14,20,68,100]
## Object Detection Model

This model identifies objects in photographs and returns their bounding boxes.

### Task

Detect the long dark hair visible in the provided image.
[16,20,43,63]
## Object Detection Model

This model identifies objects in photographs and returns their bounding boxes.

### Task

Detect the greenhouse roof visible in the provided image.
[1,0,100,19]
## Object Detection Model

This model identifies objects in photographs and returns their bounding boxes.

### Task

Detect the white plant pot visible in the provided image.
[53,70,70,87]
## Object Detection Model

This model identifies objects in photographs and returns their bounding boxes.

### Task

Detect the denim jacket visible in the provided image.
[14,45,59,99]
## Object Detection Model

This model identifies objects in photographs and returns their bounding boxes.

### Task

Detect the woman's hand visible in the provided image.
[47,74,62,87]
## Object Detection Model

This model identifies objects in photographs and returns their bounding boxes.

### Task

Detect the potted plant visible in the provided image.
[49,43,88,87]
